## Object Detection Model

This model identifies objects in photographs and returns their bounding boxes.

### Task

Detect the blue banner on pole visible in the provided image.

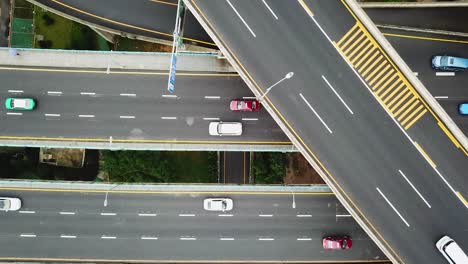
[167,53,177,93]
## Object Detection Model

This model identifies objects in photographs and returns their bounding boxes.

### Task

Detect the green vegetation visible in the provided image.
[254,152,286,184]
[101,151,217,183]
[33,7,110,50]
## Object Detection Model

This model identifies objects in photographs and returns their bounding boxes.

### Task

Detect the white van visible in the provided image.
[209,121,242,136]
[436,236,468,264]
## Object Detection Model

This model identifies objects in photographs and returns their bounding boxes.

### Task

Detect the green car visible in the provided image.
[5,98,36,110]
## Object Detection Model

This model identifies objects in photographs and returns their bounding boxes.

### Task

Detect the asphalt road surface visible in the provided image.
[222,151,250,184]
[0,188,385,262]
[0,66,288,144]
[186,1,468,263]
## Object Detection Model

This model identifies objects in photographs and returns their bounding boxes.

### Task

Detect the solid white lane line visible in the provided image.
[220,237,235,241]
[120,93,136,97]
[101,236,116,239]
[59,212,75,215]
[242,118,258,121]
[180,237,197,240]
[179,214,195,217]
[161,116,177,120]
[433,167,467,209]
[78,115,95,118]
[226,0,256,37]
[434,96,449,99]
[45,114,61,117]
[203,117,220,121]
[141,236,158,240]
[20,234,36,238]
[7,112,22,116]
[204,96,221,99]
[8,90,23,93]
[60,235,76,238]
[242,96,256,99]
[162,94,177,98]
[376,187,410,227]
[262,0,278,20]
[398,170,431,208]
[259,214,273,217]
[80,92,96,95]
[119,115,135,119]
[218,214,233,217]
[296,214,312,217]
[297,238,312,241]
[100,212,116,216]
[258,238,274,241]
[299,93,333,134]
[19,210,35,214]
[47,91,62,95]
[138,213,157,217]
[321,75,354,114]
[435,72,455,76]
[336,214,352,217]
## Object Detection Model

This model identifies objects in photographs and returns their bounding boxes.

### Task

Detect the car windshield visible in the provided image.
[237,101,243,108]
[0,200,9,209]
[221,200,227,209]
[252,101,256,109]
[441,56,449,66]
[342,240,347,248]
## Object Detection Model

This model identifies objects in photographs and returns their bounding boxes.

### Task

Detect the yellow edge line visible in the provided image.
[148,0,177,6]
[437,122,461,149]
[50,0,216,46]
[0,66,239,76]
[383,33,468,45]
[0,187,332,195]
[0,257,389,263]
[456,192,468,207]
[190,1,399,262]
[0,136,291,145]
[414,142,436,168]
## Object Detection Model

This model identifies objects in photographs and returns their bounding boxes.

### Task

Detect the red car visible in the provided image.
[230,99,261,112]
[322,236,352,250]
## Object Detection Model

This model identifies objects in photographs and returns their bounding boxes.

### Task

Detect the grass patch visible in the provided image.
[166,151,217,183]
[33,7,109,50]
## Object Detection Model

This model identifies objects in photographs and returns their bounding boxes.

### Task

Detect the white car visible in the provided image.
[203,198,233,211]
[436,236,468,264]
[209,122,242,136]
[0,197,22,211]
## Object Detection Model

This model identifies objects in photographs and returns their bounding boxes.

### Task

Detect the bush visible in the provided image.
[38,40,52,49]
[254,152,286,184]
[42,13,55,26]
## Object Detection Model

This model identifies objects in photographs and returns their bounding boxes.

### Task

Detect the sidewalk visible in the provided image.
[0,48,235,72]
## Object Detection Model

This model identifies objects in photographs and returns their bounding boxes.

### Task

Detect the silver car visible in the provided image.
[0,197,22,211]
[203,198,233,211]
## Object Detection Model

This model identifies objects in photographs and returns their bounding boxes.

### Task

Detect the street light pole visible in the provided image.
[292,190,296,209]
[258,72,294,101]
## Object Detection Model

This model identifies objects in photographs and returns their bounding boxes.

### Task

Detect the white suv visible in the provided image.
[209,121,242,136]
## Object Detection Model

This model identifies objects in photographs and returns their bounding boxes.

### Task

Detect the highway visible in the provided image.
[0,66,288,145]
[186,1,468,263]
[0,188,386,262]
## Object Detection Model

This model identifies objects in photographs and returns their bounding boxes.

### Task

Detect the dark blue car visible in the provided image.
[431,55,468,71]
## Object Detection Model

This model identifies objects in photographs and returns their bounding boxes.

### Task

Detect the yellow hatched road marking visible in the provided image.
[456,192,468,207]
[389,92,412,113]
[356,50,378,70]
[365,62,387,80]
[361,56,383,76]
[397,99,419,121]
[368,64,391,86]
[351,42,373,65]
[343,34,366,55]
[388,90,410,111]
[414,142,436,168]
[375,75,398,96]
[373,69,395,90]
[348,39,370,58]
[337,23,359,46]
[401,104,424,126]
[340,28,362,50]
[404,109,427,130]
[394,97,416,117]
[382,83,405,103]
